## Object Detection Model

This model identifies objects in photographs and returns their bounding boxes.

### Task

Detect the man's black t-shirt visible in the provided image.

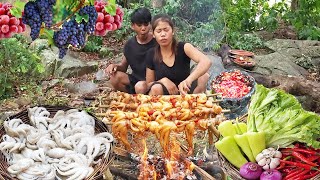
[124,37,156,81]
[146,42,190,87]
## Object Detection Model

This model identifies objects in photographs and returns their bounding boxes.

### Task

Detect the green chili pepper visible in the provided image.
[247,117,266,159]
[215,136,248,168]
[233,122,247,134]
[234,134,255,162]
[218,120,237,137]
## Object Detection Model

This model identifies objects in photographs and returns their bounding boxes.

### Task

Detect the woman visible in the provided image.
[146,14,212,95]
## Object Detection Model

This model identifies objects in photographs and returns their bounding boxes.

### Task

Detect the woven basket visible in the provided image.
[215,116,320,180]
[0,105,114,180]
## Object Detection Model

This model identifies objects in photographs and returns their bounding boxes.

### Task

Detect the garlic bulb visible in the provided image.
[256,148,282,170]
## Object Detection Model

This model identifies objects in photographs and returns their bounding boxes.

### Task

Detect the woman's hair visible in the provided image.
[130,7,151,24]
[151,14,178,63]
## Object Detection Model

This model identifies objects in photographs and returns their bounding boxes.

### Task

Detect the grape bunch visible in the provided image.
[22,0,56,40]
[0,2,26,39]
[94,0,124,36]
[53,5,97,59]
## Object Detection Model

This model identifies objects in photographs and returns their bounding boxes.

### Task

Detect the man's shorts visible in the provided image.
[125,74,139,94]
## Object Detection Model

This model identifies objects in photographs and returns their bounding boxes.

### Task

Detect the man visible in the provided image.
[105,8,156,94]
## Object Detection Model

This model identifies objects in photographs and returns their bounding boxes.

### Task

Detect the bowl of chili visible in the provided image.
[210,69,255,118]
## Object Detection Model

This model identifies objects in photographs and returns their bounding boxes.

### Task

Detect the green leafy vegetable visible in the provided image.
[247,84,320,148]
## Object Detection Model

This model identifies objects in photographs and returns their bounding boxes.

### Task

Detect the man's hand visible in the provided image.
[105,64,117,76]
[159,78,179,95]
[178,79,192,95]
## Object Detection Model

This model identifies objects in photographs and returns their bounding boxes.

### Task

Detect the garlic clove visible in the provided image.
[256,153,264,162]
[263,164,270,170]
[258,158,267,166]
[269,158,280,169]
[274,151,282,158]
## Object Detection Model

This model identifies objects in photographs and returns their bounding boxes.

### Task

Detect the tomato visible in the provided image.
[147,109,155,116]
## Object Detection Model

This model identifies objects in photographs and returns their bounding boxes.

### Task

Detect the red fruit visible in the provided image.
[0,15,10,24]
[0,3,2,8]
[104,23,113,31]
[7,11,12,17]
[9,17,19,25]
[104,14,114,23]
[116,7,123,15]
[95,5,102,12]
[2,3,12,11]
[114,21,122,29]
[20,23,26,31]
[114,15,120,22]
[112,23,118,31]
[4,32,11,38]
[97,29,107,36]
[95,22,104,31]
[10,25,18,33]
[96,1,102,6]
[97,12,104,22]
[0,8,5,15]
[17,25,23,33]
[1,24,9,33]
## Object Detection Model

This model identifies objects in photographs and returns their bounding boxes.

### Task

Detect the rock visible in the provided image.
[29,39,50,52]
[255,52,309,77]
[40,49,60,77]
[54,54,99,78]
[64,81,98,94]
[15,97,32,107]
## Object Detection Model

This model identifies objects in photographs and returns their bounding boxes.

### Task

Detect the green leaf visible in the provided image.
[88,0,95,5]
[10,8,23,18]
[105,1,116,16]
[75,13,89,23]
[43,29,55,46]
[14,1,26,10]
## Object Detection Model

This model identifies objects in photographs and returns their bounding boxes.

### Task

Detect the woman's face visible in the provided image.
[153,21,173,47]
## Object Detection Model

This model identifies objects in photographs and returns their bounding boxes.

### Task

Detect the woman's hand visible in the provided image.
[178,79,192,95]
[159,78,179,95]
[105,64,117,76]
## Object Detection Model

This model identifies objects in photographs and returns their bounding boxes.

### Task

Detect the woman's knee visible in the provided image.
[148,84,163,95]
[135,81,147,94]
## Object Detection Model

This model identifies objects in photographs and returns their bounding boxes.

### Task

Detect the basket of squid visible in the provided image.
[0,105,114,180]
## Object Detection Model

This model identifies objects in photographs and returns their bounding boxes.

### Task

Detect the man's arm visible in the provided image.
[116,55,129,72]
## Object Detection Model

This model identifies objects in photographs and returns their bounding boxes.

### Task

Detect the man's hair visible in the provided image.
[130,7,151,24]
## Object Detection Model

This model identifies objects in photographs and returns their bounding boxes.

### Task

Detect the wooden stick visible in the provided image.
[221,109,231,113]
[98,105,110,108]
[193,165,216,180]
[208,124,220,138]
[206,93,223,97]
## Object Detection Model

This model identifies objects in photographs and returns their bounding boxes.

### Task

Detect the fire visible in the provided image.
[138,138,196,180]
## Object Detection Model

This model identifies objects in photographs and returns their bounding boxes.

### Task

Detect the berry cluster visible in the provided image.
[94,0,124,36]
[0,2,26,39]
[22,0,55,40]
[53,5,97,59]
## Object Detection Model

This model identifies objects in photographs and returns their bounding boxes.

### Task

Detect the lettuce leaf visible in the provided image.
[247,85,320,148]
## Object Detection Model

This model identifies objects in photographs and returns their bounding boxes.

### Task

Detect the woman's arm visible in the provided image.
[183,43,212,83]
[146,68,155,85]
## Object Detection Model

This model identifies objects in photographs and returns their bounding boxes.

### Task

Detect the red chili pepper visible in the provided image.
[284,168,304,180]
[307,156,320,162]
[286,169,309,180]
[292,151,319,166]
[280,160,318,170]
[292,148,319,155]
[277,162,286,170]
[300,171,320,179]
[147,109,155,116]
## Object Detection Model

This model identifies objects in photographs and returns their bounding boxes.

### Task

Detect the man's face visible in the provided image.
[131,23,151,36]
